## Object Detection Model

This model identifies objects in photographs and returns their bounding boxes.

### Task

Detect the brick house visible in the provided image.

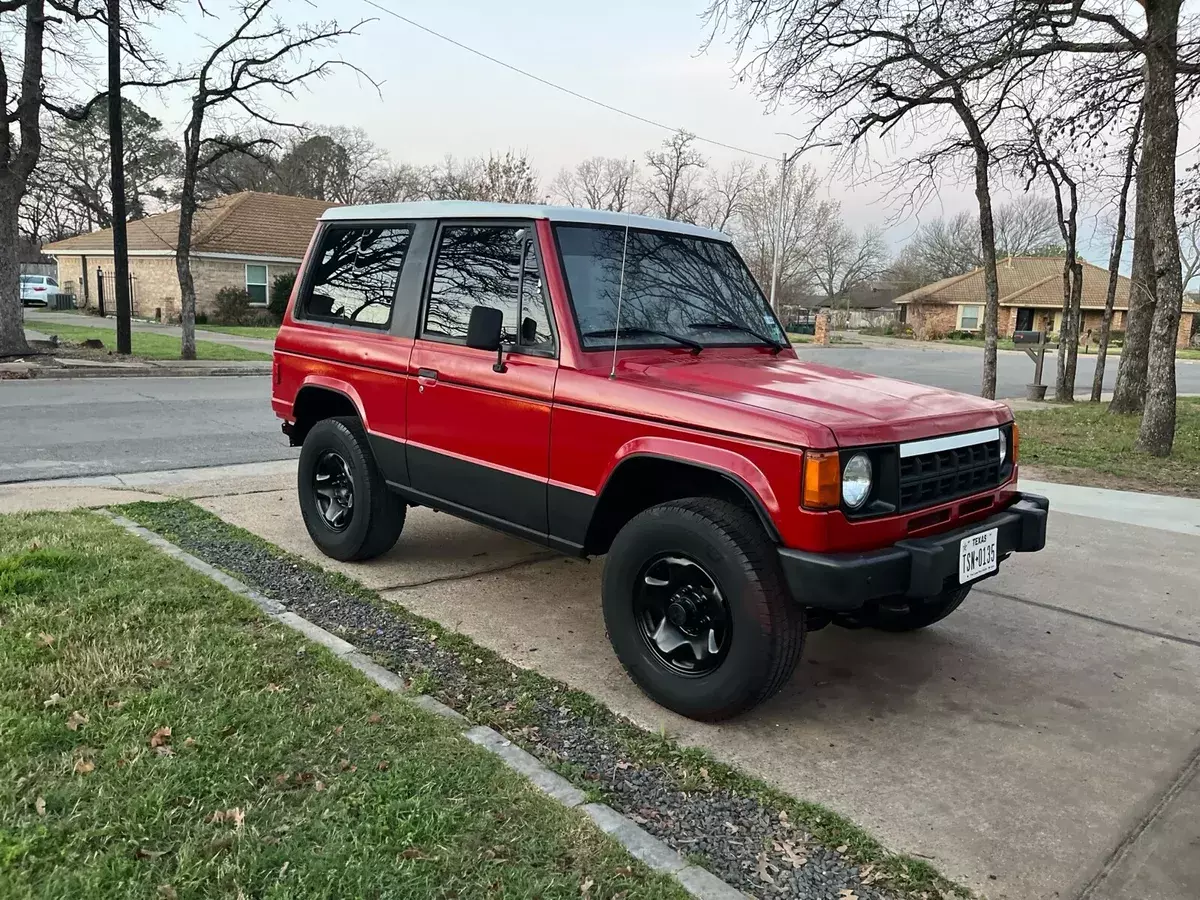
[41,191,336,320]
[895,256,1200,349]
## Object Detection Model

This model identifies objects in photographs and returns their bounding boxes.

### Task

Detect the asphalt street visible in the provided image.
[5,344,1200,484]
[797,342,1200,398]
[0,376,292,483]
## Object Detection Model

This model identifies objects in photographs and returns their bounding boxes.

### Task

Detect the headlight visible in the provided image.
[841,453,873,509]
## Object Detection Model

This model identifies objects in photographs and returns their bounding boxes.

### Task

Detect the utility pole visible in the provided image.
[768,148,804,314]
[107,0,132,355]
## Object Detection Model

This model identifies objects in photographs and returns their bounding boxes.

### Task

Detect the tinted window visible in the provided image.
[302,226,411,328]
[556,225,785,350]
[20,276,38,284]
[424,225,553,349]
[46,276,58,287]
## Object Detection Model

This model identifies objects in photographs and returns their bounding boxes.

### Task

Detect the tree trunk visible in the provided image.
[972,145,1000,400]
[0,176,30,357]
[1093,108,1141,403]
[1135,0,1184,455]
[176,108,202,361]
[1055,260,1073,402]
[1110,104,1159,413]
[108,0,132,355]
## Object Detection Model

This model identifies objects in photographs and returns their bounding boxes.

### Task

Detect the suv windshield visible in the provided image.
[555,224,787,351]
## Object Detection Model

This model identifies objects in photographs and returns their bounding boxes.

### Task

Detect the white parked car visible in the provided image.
[20,274,60,306]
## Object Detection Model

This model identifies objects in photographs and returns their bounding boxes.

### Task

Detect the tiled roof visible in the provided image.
[894,257,1200,312]
[42,191,337,259]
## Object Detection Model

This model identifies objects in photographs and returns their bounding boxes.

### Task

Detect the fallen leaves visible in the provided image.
[34,796,46,816]
[836,843,849,854]
[73,758,95,775]
[207,807,245,829]
[755,851,777,885]
[579,876,595,896]
[774,839,808,868]
[37,632,55,648]
[157,886,177,900]
[43,692,64,708]
[135,847,167,861]
[151,658,172,669]
[376,760,390,771]
[367,713,382,725]
[66,710,88,731]
[838,890,859,900]
[265,682,283,693]
[149,726,172,748]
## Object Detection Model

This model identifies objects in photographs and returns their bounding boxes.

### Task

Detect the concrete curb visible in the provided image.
[99,510,749,900]
[5,365,270,379]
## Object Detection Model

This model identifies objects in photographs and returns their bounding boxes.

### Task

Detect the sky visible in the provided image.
[121,0,1196,270]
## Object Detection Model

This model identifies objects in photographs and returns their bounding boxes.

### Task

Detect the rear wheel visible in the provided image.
[602,498,804,721]
[298,417,405,561]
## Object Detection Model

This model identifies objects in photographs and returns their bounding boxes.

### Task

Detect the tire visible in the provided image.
[297,416,405,562]
[863,585,972,632]
[602,498,804,721]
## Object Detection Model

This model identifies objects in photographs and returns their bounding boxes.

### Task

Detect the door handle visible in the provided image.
[417,368,438,389]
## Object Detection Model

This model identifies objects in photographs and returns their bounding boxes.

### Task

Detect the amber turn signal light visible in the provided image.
[802,451,840,509]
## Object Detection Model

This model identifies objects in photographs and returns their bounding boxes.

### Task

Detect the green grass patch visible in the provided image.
[196,324,279,340]
[38,323,270,361]
[0,510,686,900]
[1016,398,1200,495]
[118,500,968,899]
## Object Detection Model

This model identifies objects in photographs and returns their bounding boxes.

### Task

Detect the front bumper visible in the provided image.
[778,493,1049,611]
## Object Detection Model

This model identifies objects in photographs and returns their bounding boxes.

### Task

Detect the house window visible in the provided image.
[958,304,982,330]
[246,264,268,305]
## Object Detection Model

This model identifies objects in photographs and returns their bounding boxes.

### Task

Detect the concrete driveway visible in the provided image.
[5,462,1198,899]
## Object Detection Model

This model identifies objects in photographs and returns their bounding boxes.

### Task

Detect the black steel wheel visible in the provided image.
[634,554,731,676]
[312,450,354,532]
[297,416,405,562]
[603,497,805,721]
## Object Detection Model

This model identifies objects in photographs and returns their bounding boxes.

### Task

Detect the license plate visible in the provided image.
[958,528,998,583]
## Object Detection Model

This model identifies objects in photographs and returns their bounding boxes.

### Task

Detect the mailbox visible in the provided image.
[1013,330,1046,345]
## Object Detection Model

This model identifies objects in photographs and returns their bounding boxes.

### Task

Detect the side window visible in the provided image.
[423,224,554,350]
[302,225,412,328]
[46,276,58,287]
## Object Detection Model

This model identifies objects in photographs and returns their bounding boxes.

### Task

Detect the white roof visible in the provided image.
[322,200,731,242]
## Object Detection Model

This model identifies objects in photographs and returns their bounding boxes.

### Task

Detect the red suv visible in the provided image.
[272,201,1048,720]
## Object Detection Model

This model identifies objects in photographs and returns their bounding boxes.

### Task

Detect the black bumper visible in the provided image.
[778,493,1049,611]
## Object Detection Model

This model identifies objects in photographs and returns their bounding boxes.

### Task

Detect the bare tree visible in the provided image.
[706,1,1047,398]
[551,156,638,211]
[994,195,1062,256]
[736,161,824,302]
[697,158,756,232]
[475,150,540,203]
[1015,102,1085,403]
[803,204,888,302]
[0,1,51,357]
[1181,217,1200,293]
[1093,106,1142,403]
[172,0,369,359]
[643,131,707,222]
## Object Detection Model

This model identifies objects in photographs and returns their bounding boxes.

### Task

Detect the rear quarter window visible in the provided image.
[298,225,412,328]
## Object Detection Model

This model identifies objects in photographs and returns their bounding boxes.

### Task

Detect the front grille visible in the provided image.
[899,439,1002,512]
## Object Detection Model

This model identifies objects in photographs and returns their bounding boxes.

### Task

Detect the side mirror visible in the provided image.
[466,305,507,372]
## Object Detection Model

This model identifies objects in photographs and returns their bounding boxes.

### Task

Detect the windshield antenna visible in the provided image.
[608,214,632,380]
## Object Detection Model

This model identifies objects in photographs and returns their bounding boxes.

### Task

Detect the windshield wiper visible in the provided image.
[687,320,785,354]
[584,327,703,354]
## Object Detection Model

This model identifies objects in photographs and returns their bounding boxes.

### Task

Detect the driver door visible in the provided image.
[405,221,559,540]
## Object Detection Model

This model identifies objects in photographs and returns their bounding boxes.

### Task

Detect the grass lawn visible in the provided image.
[937,335,1200,360]
[1016,398,1200,496]
[197,324,280,340]
[0,511,686,900]
[37,323,270,362]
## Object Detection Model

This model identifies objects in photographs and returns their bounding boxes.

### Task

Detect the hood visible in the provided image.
[618,354,1011,446]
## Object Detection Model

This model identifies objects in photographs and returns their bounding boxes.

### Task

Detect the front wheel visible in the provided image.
[602,498,804,721]
[297,417,405,562]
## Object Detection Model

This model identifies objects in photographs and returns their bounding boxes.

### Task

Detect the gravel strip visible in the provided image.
[121,502,931,900]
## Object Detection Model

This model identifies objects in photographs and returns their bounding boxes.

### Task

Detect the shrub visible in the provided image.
[212,287,254,325]
[195,313,209,325]
[269,271,297,322]
[945,330,978,341]
[924,325,948,341]
[1108,329,1125,347]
